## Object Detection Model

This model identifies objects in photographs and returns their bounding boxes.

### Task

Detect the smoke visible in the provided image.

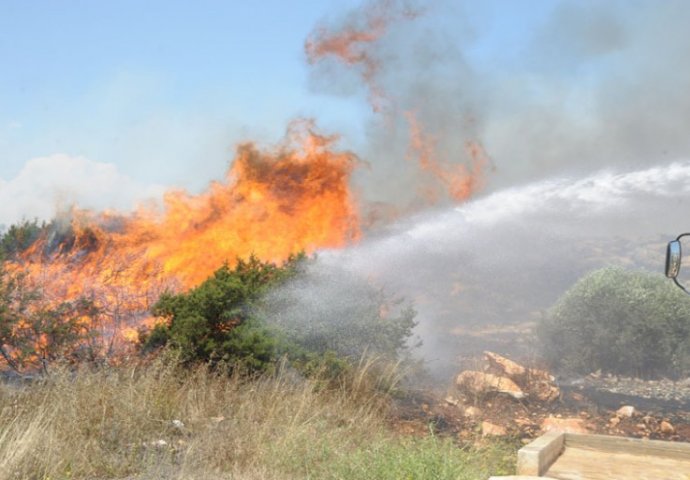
[271,0,690,378]
[0,154,164,229]
[483,1,690,189]
[307,0,690,206]
[306,0,488,210]
[281,161,690,378]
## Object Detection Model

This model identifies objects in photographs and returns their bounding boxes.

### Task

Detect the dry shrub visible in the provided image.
[0,355,391,480]
[0,355,514,479]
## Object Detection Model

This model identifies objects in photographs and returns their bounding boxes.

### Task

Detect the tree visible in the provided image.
[0,219,46,258]
[144,254,303,370]
[0,256,98,374]
[537,267,690,378]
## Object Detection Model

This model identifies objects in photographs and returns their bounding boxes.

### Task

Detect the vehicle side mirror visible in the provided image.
[666,240,682,278]
[666,233,690,294]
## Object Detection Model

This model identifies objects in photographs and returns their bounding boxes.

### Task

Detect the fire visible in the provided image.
[305,0,419,112]
[405,111,490,202]
[4,121,360,355]
[306,1,490,207]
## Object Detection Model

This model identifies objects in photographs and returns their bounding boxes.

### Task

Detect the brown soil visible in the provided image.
[389,371,690,445]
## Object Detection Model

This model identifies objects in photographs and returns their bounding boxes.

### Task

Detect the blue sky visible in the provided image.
[0,0,365,185]
[3,0,687,226]
[0,1,559,185]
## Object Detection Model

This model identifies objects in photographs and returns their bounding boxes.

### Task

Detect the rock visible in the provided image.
[171,419,185,430]
[514,417,532,427]
[484,351,526,378]
[532,381,560,403]
[482,421,507,436]
[444,395,459,406]
[456,371,526,399]
[660,420,675,434]
[616,406,635,418]
[609,417,620,427]
[527,367,555,383]
[463,406,482,418]
[541,415,589,434]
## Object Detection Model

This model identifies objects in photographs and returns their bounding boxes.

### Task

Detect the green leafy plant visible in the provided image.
[143,254,303,371]
[143,253,418,378]
[537,267,690,378]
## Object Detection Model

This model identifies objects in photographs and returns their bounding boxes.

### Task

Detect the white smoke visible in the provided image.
[0,154,164,228]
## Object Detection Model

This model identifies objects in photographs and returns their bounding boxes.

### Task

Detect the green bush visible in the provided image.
[143,254,302,371]
[537,267,690,378]
[143,254,418,378]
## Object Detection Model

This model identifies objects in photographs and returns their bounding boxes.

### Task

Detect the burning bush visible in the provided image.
[0,219,46,258]
[0,256,101,373]
[537,267,690,379]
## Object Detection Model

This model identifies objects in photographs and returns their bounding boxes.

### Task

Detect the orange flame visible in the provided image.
[305,0,419,112]
[405,111,490,202]
[306,1,489,206]
[4,121,360,356]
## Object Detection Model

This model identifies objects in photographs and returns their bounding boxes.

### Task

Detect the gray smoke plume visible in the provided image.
[294,1,690,379]
[307,0,690,208]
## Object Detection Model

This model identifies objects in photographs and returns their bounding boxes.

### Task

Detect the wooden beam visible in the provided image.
[517,430,565,476]
[565,433,690,462]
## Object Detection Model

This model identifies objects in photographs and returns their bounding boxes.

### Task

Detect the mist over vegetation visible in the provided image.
[539,268,690,379]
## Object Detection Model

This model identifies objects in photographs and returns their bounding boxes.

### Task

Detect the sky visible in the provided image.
[1,0,689,226]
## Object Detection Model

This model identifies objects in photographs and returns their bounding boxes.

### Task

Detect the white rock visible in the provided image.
[616,406,635,418]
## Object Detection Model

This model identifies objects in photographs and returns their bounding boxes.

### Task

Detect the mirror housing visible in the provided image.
[666,233,690,294]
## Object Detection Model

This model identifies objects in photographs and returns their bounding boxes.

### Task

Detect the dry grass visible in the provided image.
[0,356,515,480]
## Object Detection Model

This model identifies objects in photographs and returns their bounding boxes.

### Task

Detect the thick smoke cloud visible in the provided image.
[308,0,690,200]
[299,0,690,377]
[485,0,690,189]
[0,155,164,228]
[306,0,487,210]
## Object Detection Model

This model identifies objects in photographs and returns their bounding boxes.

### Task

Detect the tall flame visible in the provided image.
[5,121,360,351]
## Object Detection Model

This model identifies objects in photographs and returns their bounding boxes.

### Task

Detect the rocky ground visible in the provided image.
[391,351,690,444]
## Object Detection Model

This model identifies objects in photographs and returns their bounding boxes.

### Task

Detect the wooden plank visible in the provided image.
[546,446,690,480]
[517,430,565,476]
[565,433,690,462]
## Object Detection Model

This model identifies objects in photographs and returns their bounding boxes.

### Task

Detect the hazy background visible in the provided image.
[3,0,690,226]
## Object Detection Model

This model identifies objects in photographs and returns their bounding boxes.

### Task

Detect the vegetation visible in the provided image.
[0,359,516,480]
[259,265,418,362]
[0,256,99,374]
[0,219,48,258]
[144,254,417,378]
[537,267,690,378]
[0,219,514,479]
[144,254,303,370]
